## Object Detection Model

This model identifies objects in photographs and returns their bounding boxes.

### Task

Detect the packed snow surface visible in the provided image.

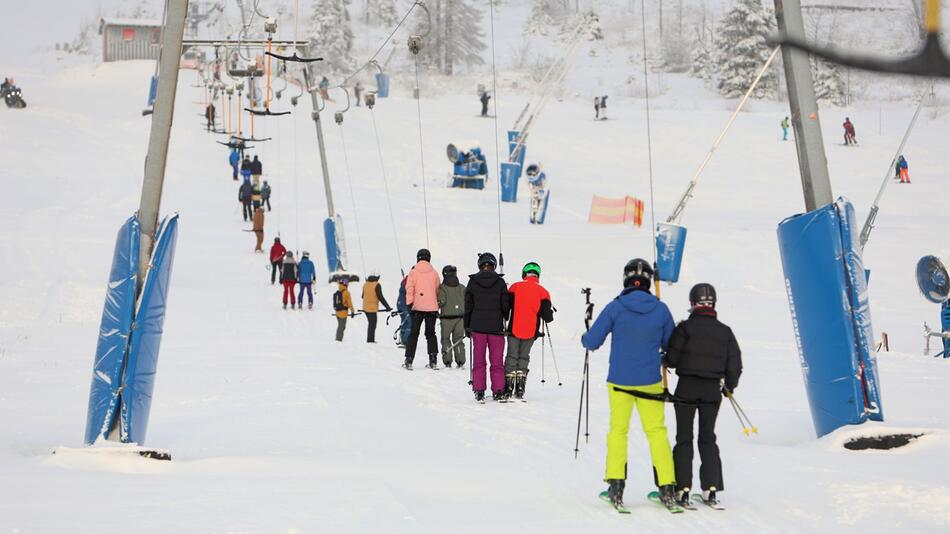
[2,50,950,533]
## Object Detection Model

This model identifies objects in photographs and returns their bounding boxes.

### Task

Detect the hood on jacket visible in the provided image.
[413,260,436,275]
[443,274,460,287]
[469,270,504,289]
[617,287,659,314]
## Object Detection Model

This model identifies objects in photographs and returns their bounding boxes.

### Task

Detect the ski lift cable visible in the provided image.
[640,0,659,291]
[369,108,405,274]
[666,46,781,226]
[337,119,368,275]
[412,54,431,249]
[859,81,931,251]
[265,0,321,62]
[488,0,504,261]
[338,1,429,88]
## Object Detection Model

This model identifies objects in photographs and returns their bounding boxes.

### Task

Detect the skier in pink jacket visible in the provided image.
[403,249,443,370]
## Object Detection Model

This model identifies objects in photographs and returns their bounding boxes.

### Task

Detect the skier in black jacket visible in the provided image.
[464,252,510,402]
[663,283,742,508]
[238,179,254,221]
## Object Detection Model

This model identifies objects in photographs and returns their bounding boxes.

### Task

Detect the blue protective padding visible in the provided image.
[500,162,521,203]
[323,217,340,272]
[147,75,158,107]
[121,214,179,445]
[507,130,519,145]
[655,223,688,283]
[777,199,883,437]
[375,73,390,98]
[942,301,950,357]
[836,200,883,421]
[84,217,140,445]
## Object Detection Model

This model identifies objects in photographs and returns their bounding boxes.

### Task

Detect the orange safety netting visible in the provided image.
[588,195,644,227]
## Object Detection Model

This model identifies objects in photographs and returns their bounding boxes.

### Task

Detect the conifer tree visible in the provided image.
[714,0,776,98]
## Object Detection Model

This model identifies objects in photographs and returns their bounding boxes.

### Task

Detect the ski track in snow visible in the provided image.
[1,50,950,532]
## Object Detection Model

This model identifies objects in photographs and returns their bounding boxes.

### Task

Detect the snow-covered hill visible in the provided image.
[1,47,949,532]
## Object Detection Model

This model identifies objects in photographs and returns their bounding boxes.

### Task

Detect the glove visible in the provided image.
[465,328,472,338]
[721,387,733,398]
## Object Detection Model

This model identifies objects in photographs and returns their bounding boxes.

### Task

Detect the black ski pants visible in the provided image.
[242,201,253,221]
[366,312,378,343]
[264,197,271,211]
[271,261,282,284]
[405,311,438,364]
[673,375,724,492]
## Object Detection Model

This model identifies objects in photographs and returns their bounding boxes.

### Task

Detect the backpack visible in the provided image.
[333,290,346,311]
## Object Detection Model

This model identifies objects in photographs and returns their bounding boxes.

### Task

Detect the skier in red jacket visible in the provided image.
[504,262,554,400]
[843,117,856,146]
[269,237,287,285]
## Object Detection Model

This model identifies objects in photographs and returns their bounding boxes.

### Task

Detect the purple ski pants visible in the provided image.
[471,332,506,393]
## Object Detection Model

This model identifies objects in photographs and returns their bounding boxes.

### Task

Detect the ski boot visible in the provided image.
[607,479,625,508]
[703,488,719,506]
[425,355,438,370]
[282,302,287,310]
[657,484,683,511]
[402,358,413,370]
[491,390,505,402]
[474,390,486,403]
[503,374,516,402]
[676,488,691,508]
[308,302,313,310]
[514,371,526,401]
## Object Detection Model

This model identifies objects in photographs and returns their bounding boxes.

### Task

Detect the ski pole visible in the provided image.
[574,351,589,458]
[468,337,474,388]
[575,287,594,457]
[725,392,749,435]
[728,391,758,435]
[544,322,563,386]
[540,330,546,385]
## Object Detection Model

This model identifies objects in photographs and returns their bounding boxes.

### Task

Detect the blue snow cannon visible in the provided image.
[447,142,487,190]
[916,255,950,358]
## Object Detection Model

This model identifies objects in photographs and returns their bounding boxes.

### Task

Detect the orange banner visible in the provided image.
[588,195,644,227]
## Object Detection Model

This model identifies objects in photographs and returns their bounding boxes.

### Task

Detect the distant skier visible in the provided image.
[251,181,263,210]
[781,116,789,141]
[437,265,467,368]
[333,280,356,341]
[262,180,272,211]
[599,95,608,119]
[581,259,677,511]
[319,76,333,101]
[205,102,216,131]
[480,90,491,117]
[403,249,442,369]
[896,155,910,183]
[251,155,263,185]
[280,251,298,310]
[269,237,286,285]
[354,81,364,107]
[297,251,316,310]
[252,206,265,253]
[240,155,252,181]
[239,178,253,222]
[843,117,857,145]
[594,96,602,120]
[664,283,742,509]
[526,164,548,224]
[229,145,240,180]
[464,252,510,402]
[505,262,554,401]
[362,272,393,343]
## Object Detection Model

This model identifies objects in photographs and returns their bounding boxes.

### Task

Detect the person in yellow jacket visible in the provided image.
[334,280,356,342]
[362,272,392,343]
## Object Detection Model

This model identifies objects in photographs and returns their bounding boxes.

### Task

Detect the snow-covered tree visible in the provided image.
[363,0,399,27]
[525,0,571,36]
[813,59,845,105]
[414,0,486,75]
[714,0,777,98]
[690,40,714,82]
[309,0,355,73]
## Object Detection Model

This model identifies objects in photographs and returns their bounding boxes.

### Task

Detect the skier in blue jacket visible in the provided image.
[229,147,240,180]
[581,258,678,510]
[296,251,317,309]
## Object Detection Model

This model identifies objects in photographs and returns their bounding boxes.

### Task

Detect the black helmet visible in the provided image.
[417,248,431,262]
[526,164,539,176]
[689,283,717,308]
[477,252,498,269]
[442,265,457,277]
[623,258,653,289]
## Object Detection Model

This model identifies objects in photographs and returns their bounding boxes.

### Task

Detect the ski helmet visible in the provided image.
[622,258,653,289]
[417,248,431,262]
[302,250,310,258]
[526,164,540,176]
[477,252,498,269]
[689,283,717,308]
[522,262,541,279]
[442,265,457,277]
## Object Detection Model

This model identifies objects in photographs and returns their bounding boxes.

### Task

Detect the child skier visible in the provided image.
[437,265,467,368]
[664,283,742,509]
[581,259,677,510]
[269,237,286,285]
[297,251,316,310]
[362,272,393,343]
[464,252,510,402]
[781,116,789,141]
[404,249,441,369]
[334,280,356,342]
[280,251,297,310]
[505,262,554,401]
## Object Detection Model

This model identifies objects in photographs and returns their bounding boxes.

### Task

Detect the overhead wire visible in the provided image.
[369,108,405,274]
[640,0,659,295]
[488,0,504,268]
[412,55,431,249]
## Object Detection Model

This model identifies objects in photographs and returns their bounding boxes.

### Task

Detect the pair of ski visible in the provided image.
[598,491,724,514]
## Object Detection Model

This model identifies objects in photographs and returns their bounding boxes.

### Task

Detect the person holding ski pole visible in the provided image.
[296,251,316,310]
[663,283,742,509]
[280,251,298,310]
[504,262,554,401]
[269,237,286,285]
[464,252,510,402]
[362,271,393,343]
[438,265,467,368]
[403,249,442,369]
[580,258,677,510]
[333,280,356,341]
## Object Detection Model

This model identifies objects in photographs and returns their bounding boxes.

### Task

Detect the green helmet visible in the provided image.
[522,262,541,279]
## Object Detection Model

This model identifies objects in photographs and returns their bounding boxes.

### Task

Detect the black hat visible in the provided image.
[689,283,717,308]
[477,252,498,269]
[623,258,653,289]
[417,248,431,262]
[442,265,457,277]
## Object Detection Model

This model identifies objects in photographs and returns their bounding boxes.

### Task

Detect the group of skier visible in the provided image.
[582,259,742,513]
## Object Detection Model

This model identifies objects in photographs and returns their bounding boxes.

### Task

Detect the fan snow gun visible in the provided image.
[916,255,950,358]
[446,142,488,190]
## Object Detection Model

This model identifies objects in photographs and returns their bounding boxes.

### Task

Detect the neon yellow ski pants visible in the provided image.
[605,382,676,485]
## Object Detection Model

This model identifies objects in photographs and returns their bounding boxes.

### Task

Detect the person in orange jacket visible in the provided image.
[333,280,356,341]
[403,248,442,370]
[505,261,554,400]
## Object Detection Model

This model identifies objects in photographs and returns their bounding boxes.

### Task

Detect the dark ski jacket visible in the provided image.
[464,270,509,334]
[663,308,742,391]
[280,259,298,282]
[239,181,253,202]
[241,158,252,171]
[262,182,272,199]
[251,157,263,175]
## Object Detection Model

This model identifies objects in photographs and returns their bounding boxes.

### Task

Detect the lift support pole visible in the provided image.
[301,44,336,219]
[774,0,833,211]
[138,0,189,290]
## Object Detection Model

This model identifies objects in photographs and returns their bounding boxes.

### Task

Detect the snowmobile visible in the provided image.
[2,84,26,109]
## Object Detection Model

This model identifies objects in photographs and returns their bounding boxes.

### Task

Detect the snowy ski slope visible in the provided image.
[1,51,950,532]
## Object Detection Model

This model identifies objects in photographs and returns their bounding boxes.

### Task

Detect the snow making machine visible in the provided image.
[916,255,950,358]
[446,141,488,190]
